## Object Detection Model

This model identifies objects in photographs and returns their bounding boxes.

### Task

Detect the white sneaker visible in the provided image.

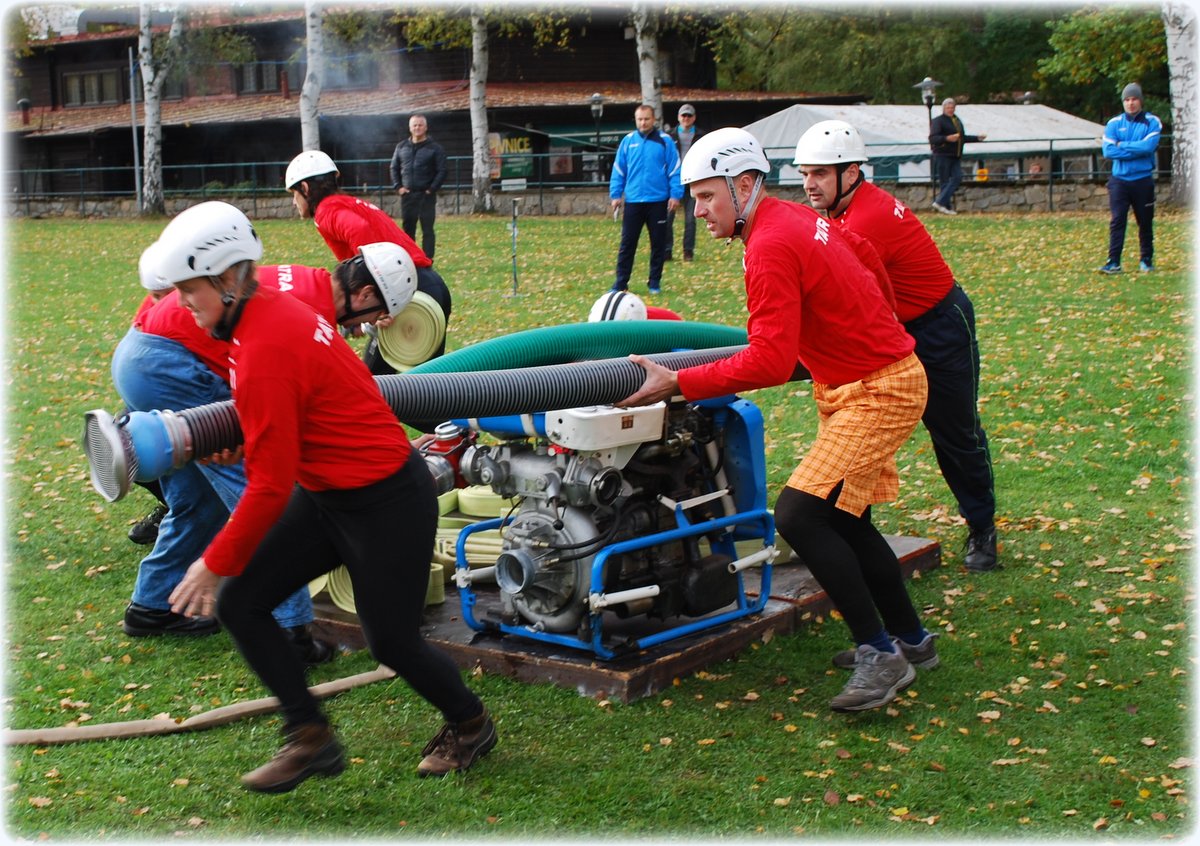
[931,202,957,215]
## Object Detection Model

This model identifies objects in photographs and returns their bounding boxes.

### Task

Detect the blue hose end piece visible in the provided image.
[124,410,178,482]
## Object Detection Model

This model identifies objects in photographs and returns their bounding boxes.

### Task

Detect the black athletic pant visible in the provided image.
[904,284,995,531]
[401,191,439,260]
[1106,175,1155,265]
[774,484,922,644]
[614,200,669,289]
[216,450,483,730]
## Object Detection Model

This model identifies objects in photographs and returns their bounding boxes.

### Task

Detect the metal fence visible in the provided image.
[4,135,1171,215]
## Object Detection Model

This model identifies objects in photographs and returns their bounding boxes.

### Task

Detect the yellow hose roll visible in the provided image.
[376,291,446,370]
[326,563,446,611]
[456,485,514,518]
[426,563,445,605]
[437,488,459,516]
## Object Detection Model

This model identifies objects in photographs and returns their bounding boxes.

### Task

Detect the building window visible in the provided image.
[324,56,375,90]
[62,69,121,107]
[236,61,281,94]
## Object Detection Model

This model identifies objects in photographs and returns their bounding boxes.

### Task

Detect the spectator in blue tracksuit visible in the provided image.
[1099,83,1162,274]
[609,104,683,295]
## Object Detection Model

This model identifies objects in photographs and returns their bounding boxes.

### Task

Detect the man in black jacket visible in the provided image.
[390,115,448,259]
[928,99,986,215]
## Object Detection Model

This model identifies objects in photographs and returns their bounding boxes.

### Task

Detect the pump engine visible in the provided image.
[453,396,777,658]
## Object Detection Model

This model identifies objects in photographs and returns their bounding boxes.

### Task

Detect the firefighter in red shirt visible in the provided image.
[284,150,452,371]
[793,120,996,574]
[618,128,934,714]
[157,202,495,792]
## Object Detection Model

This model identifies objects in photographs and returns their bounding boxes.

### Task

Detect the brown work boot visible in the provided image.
[241,722,345,793]
[417,708,497,777]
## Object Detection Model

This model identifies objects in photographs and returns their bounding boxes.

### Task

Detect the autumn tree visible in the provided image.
[706,9,979,104]
[401,5,576,213]
[1036,7,1169,123]
[137,3,184,215]
[298,0,323,152]
[1160,1,1195,205]
[632,3,661,119]
[134,5,253,215]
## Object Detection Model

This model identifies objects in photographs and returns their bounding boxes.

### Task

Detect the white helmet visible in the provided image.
[793,120,869,165]
[285,150,339,190]
[358,242,418,316]
[138,241,172,292]
[681,127,771,186]
[153,201,263,287]
[588,290,647,322]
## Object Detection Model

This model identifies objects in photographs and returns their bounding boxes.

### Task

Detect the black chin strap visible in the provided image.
[829,164,865,220]
[727,172,766,243]
[210,265,257,342]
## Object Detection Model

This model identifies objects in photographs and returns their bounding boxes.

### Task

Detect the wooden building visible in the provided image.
[6,8,864,198]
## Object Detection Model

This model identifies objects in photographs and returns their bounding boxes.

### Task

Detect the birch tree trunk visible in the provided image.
[299,0,324,151]
[1162,1,1196,206]
[469,9,493,213]
[633,4,661,122]
[138,3,183,215]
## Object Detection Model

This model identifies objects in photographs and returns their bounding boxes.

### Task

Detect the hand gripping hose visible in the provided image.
[82,345,747,502]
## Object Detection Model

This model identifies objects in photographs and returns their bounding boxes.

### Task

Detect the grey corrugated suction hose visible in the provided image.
[83,345,749,500]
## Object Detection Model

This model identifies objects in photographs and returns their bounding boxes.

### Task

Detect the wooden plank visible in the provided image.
[311,535,940,702]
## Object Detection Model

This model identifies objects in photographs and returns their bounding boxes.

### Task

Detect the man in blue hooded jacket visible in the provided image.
[1099,83,1162,274]
[609,104,683,295]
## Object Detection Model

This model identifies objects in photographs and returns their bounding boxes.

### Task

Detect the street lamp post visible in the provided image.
[912,76,942,189]
[590,92,605,183]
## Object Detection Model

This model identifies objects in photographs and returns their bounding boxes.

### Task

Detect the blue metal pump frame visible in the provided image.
[454,396,777,660]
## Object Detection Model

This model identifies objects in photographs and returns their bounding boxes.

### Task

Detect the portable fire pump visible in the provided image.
[438,396,777,659]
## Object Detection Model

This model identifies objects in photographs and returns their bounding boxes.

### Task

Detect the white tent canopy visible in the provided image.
[744,103,1105,183]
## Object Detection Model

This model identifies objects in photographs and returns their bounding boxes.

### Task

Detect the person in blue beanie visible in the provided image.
[1099,83,1162,274]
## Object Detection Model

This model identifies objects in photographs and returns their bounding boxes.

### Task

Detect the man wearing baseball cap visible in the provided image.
[1098,82,1162,274]
[666,104,705,261]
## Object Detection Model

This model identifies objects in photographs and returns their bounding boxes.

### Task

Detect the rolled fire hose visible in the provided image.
[5,665,397,746]
[83,344,750,503]
[375,291,447,371]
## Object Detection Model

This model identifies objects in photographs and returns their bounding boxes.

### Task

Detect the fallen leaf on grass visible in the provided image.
[28,797,52,808]
[977,710,1002,722]
[823,790,840,805]
[1141,737,1157,747]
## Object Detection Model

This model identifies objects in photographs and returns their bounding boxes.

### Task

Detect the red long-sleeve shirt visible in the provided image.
[313,194,431,265]
[676,197,914,397]
[834,181,955,323]
[132,293,157,325]
[136,265,336,383]
[203,287,409,576]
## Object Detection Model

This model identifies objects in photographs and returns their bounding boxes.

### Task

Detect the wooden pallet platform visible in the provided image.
[311,535,940,703]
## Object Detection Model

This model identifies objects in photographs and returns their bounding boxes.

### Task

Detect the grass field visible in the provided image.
[3,207,1194,841]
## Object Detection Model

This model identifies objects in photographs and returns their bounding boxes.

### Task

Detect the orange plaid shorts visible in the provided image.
[785,352,928,516]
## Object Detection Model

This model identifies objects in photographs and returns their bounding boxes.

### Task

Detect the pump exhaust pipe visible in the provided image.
[83,346,748,502]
